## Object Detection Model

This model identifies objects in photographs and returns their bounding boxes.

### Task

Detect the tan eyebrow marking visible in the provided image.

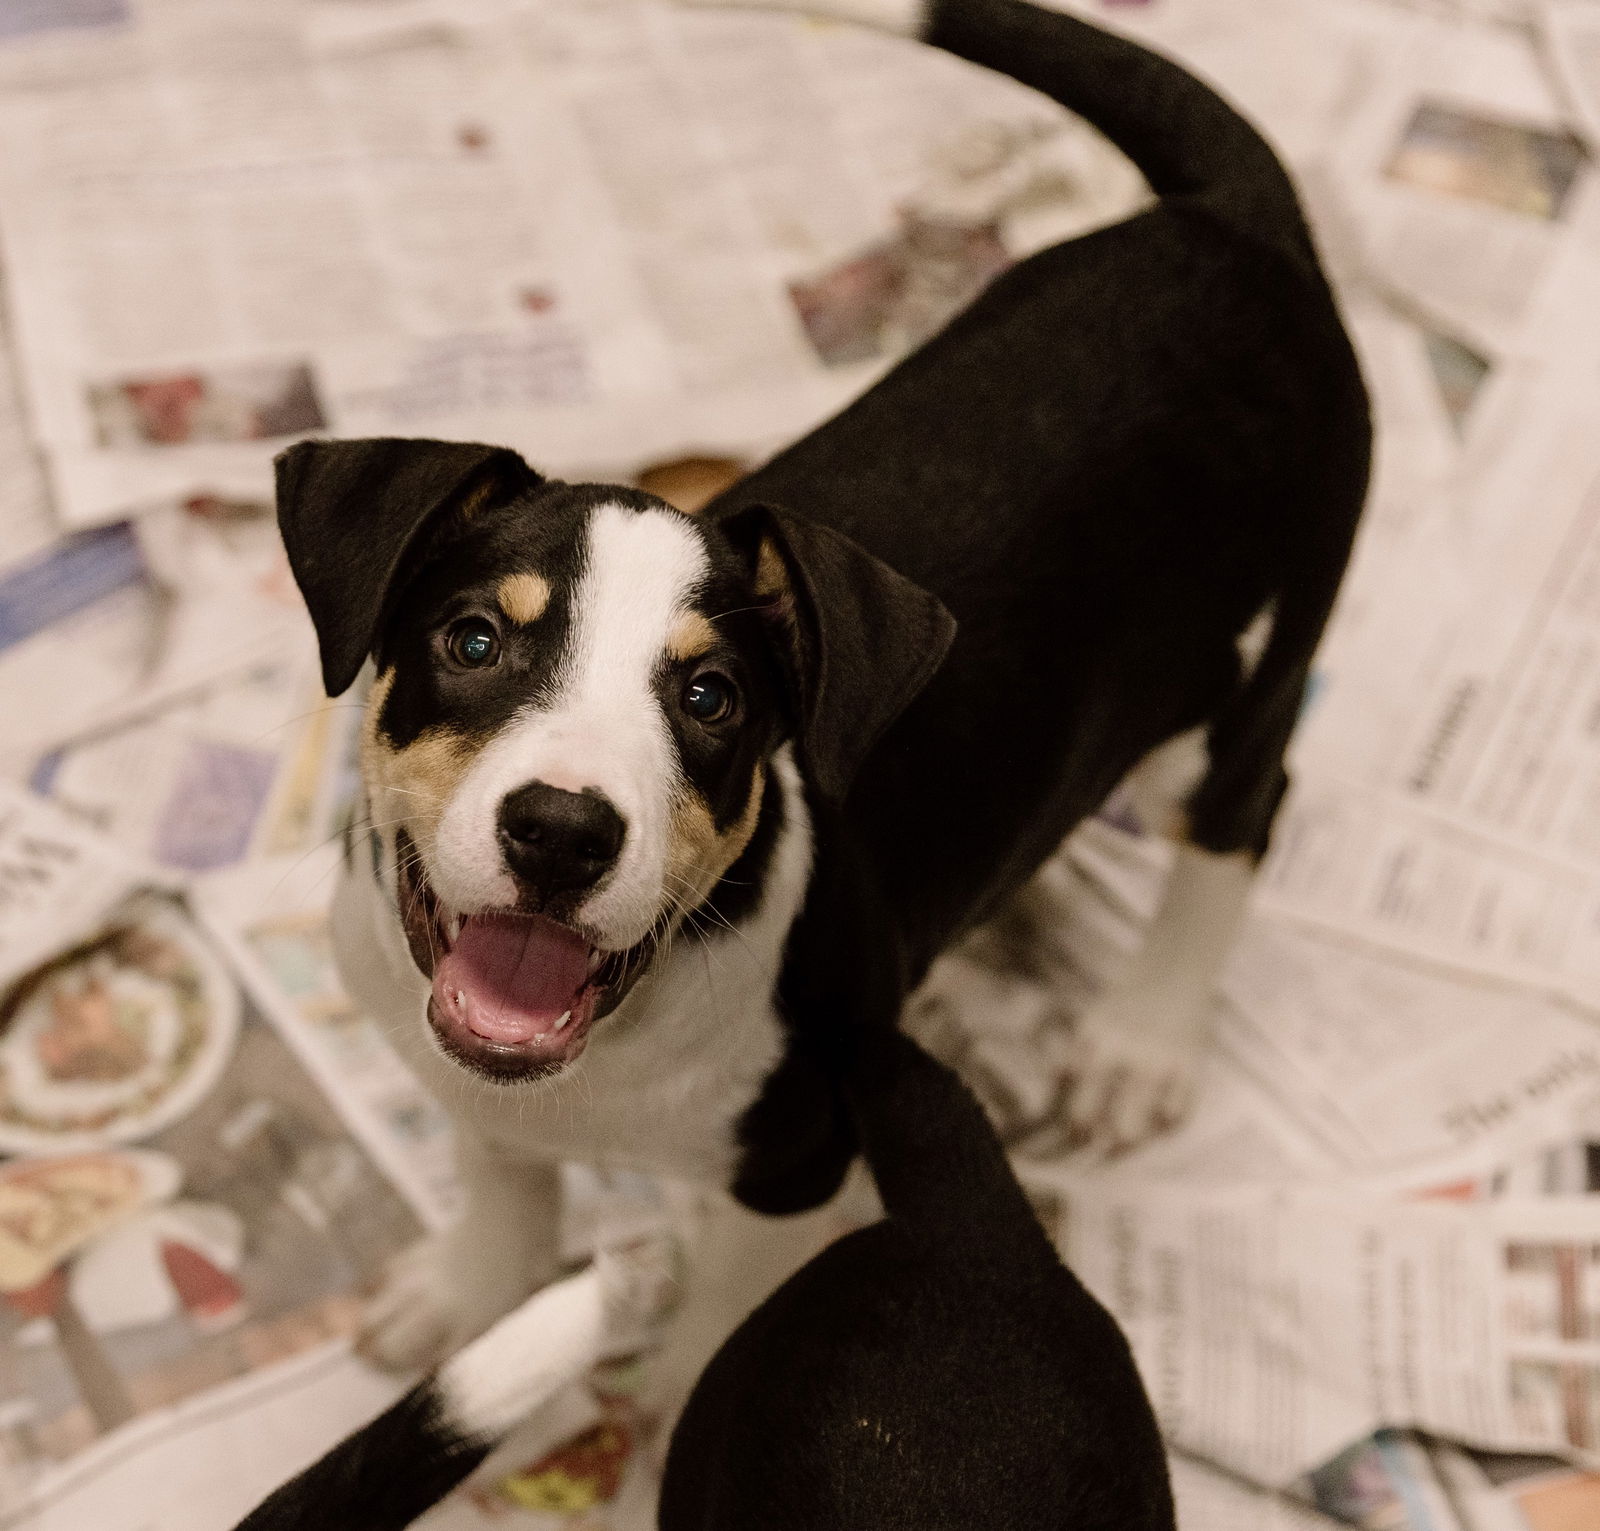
[496,572,551,626]
[666,611,718,663]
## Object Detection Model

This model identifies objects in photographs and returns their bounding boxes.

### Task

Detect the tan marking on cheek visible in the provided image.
[497,572,551,626]
[666,611,718,663]
[664,763,767,917]
[360,670,482,867]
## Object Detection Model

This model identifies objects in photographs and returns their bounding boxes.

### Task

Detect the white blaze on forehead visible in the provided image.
[428,502,710,946]
[547,502,709,785]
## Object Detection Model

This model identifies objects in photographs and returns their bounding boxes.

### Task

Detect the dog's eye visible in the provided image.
[682,672,739,726]
[445,618,501,669]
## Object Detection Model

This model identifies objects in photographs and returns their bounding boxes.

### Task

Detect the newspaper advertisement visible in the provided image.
[0,787,429,1527]
[1323,7,1600,364]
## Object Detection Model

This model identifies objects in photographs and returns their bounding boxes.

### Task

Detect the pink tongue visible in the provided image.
[432,914,592,1044]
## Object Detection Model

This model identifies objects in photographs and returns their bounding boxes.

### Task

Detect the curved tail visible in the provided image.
[705,0,1313,260]
[927,0,1309,249]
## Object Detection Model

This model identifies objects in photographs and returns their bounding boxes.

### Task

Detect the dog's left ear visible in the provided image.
[720,504,956,803]
[275,437,540,696]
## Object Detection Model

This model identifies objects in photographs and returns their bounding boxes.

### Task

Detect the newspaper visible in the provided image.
[1247,365,1600,1005]
[0,0,1146,529]
[0,788,425,1527]
[0,501,313,788]
[1026,1176,1600,1487]
[1539,0,1600,156]
[1,0,1600,1526]
[0,791,688,1531]
[1322,6,1600,363]
[36,652,351,877]
[0,285,56,573]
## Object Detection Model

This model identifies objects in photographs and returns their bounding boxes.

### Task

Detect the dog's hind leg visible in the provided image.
[1061,824,1253,1156]
[1062,605,1282,1156]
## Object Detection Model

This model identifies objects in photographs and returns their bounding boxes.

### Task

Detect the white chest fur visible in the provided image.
[333,749,813,1184]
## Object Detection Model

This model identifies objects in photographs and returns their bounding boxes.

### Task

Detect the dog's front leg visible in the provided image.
[359,1134,563,1373]
[1063,840,1253,1155]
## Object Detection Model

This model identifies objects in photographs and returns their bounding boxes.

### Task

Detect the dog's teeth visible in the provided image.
[447,914,463,942]
[554,1009,572,1031]
[587,951,603,975]
[452,989,466,1010]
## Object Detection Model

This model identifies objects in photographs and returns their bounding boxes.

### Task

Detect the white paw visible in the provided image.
[357,1229,540,1375]
[1060,993,1206,1157]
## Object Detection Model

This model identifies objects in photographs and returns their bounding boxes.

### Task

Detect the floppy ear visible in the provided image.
[720,504,956,803]
[275,437,540,696]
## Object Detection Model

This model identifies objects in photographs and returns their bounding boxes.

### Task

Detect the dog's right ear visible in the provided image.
[275,437,540,696]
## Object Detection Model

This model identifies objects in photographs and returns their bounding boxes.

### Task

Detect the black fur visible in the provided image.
[693,766,787,932]
[368,481,598,754]
[663,1030,1174,1529]
[718,0,1369,1209]
[719,502,957,804]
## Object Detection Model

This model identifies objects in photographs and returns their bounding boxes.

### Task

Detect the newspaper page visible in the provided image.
[1168,1454,1351,1531]
[1426,1438,1600,1531]
[0,498,313,786]
[34,649,349,878]
[197,843,465,1234]
[1323,8,1600,363]
[0,286,56,573]
[0,0,1146,529]
[1539,0,1600,156]
[1053,818,1600,1188]
[1026,1178,1600,1487]
[1251,367,1600,1003]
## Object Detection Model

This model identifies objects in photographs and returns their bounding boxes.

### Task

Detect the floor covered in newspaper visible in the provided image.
[1,0,1599,1527]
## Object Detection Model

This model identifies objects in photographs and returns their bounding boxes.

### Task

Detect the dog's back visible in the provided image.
[720,0,1371,1213]
[714,1,1370,939]
[660,1028,1174,1529]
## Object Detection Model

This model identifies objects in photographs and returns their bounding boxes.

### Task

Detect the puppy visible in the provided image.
[234,1029,1174,1530]
[282,0,1367,1383]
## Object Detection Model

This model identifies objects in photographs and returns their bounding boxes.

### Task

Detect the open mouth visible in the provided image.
[398,844,654,1082]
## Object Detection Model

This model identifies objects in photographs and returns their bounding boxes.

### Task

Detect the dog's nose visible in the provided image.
[498,783,626,898]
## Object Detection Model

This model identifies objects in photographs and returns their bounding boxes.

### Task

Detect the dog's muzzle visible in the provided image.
[396,829,656,1081]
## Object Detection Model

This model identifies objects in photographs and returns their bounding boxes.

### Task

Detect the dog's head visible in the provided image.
[277,438,954,1082]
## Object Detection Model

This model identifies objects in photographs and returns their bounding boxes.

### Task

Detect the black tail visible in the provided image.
[844,1027,1049,1250]
[925,0,1313,259]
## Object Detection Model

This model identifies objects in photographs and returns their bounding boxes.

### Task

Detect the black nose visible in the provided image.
[498,783,626,898]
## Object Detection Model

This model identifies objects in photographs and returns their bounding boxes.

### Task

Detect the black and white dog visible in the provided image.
[280,0,1366,1411]
[237,1030,1174,1529]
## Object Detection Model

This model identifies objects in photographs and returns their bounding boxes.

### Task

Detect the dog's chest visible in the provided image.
[332,760,811,1185]
[459,949,788,1179]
